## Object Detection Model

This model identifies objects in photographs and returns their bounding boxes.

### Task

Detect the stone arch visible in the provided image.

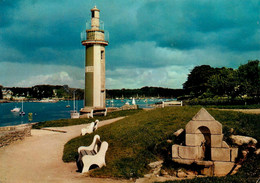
[196,126,211,160]
[186,120,222,135]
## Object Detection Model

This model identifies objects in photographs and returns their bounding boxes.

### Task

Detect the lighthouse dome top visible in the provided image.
[91,6,100,12]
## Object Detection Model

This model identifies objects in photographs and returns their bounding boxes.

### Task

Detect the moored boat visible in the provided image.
[19,99,25,115]
[11,107,21,112]
[70,111,80,119]
[70,91,80,119]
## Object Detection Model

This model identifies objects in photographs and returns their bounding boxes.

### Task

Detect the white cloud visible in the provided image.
[17,71,75,87]
[106,65,193,89]
[0,62,84,88]
[108,40,259,71]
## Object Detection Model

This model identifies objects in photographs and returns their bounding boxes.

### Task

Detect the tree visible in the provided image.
[237,60,260,97]
[208,67,238,98]
[183,65,216,96]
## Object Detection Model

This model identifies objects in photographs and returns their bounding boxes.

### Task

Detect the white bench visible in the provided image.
[81,120,99,136]
[87,108,108,118]
[81,122,95,136]
[162,101,183,108]
[80,108,107,118]
[93,120,99,131]
[92,108,107,117]
[77,135,108,173]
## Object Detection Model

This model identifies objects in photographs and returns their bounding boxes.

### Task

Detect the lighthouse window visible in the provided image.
[92,11,94,18]
[101,50,104,60]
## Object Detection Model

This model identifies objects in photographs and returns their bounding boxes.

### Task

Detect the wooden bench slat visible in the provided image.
[80,150,97,157]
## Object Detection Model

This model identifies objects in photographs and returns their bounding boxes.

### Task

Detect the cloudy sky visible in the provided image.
[0,0,259,89]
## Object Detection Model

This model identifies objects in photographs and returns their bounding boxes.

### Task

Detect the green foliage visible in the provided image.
[2,85,85,100]
[183,65,216,96]
[183,60,260,101]
[238,60,260,96]
[208,68,238,97]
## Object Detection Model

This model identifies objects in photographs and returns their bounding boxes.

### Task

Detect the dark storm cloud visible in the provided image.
[102,0,259,71]
[1,0,259,65]
[0,0,22,28]
[0,0,87,65]
[131,0,260,51]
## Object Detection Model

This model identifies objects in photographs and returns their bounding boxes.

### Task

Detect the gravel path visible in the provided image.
[0,117,132,183]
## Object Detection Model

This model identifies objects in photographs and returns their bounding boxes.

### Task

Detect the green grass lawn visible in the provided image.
[32,109,142,129]
[63,106,260,181]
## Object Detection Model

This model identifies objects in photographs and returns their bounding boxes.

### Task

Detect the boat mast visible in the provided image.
[21,99,23,112]
[73,91,76,112]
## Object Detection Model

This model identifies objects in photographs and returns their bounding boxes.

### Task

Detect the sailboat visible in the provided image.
[11,105,21,112]
[110,98,114,107]
[132,97,136,105]
[70,91,80,119]
[19,99,25,115]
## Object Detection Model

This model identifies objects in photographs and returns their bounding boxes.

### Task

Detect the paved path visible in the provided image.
[0,117,132,183]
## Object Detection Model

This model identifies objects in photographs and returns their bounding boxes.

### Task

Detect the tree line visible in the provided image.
[1,85,84,100]
[0,85,184,100]
[182,60,260,104]
[106,87,183,99]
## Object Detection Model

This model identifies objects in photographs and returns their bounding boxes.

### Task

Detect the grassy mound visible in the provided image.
[63,106,260,180]
[32,109,142,129]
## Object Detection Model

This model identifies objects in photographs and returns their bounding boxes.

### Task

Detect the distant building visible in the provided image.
[2,89,13,100]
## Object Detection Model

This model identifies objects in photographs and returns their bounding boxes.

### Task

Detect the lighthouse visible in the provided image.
[80,6,108,117]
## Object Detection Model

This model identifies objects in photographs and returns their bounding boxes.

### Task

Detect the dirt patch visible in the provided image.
[218,109,260,114]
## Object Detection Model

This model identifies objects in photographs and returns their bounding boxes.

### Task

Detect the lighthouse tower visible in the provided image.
[81,6,108,116]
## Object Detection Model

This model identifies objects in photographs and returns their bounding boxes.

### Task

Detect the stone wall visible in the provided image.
[0,124,31,148]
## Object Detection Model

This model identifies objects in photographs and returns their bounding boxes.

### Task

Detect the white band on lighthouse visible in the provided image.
[85,66,94,72]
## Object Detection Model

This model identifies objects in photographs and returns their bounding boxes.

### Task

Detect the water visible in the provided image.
[0,98,173,127]
[106,98,170,108]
